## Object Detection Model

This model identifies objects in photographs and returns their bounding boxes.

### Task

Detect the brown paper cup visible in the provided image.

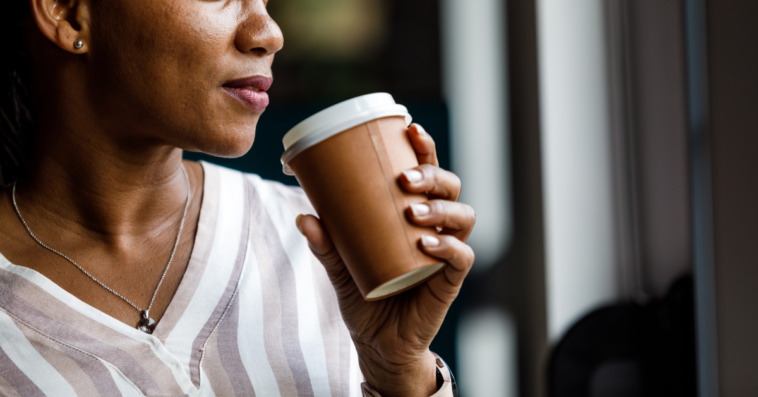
[282,95,445,300]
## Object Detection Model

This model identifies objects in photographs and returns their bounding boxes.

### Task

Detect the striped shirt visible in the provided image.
[0,161,364,397]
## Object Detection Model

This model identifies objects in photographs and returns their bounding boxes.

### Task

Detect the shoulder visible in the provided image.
[247,174,315,217]
[200,161,314,217]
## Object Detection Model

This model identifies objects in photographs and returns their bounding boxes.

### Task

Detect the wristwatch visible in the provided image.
[361,352,458,397]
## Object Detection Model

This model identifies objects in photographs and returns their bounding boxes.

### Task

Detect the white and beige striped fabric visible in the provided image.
[0,161,364,397]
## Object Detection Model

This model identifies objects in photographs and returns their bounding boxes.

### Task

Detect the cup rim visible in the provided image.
[280,93,412,175]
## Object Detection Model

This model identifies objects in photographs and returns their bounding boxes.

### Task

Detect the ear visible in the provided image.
[29,0,91,53]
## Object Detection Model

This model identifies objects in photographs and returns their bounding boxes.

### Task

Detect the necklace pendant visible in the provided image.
[138,310,156,334]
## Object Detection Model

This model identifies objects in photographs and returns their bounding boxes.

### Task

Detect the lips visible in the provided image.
[222,75,273,112]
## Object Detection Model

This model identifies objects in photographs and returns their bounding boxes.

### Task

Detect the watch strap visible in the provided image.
[430,352,454,397]
[360,352,455,397]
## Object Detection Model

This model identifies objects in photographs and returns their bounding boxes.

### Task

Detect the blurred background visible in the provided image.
[186,0,758,395]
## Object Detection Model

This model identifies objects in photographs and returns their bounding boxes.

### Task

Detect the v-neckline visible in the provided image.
[0,161,214,340]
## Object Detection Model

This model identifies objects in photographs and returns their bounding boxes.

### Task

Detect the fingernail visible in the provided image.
[295,214,304,235]
[410,203,431,217]
[403,170,423,183]
[421,235,440,247]
[415,124,428,136]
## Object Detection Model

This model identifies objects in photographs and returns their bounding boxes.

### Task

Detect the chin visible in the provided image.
[183,124,258,158]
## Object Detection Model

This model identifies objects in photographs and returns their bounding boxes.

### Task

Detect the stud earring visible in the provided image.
[74,40,84,49]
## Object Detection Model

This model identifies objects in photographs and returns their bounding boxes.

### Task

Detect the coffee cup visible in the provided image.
[281,93,446,300]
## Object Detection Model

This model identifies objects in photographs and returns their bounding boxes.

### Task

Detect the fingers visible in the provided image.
[400,164,462,201]
[419,234,475,287]
[297,214,361,300]
[407,124,439,167]
[407,200,475,241]
[296,214,341,269]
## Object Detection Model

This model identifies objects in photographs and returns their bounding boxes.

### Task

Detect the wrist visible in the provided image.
[357,347,438,396]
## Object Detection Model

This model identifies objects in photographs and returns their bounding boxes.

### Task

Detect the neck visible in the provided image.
[17,115,191,244]
[15,37,198,248]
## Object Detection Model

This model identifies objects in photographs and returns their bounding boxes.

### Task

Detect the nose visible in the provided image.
[234,2,284,57]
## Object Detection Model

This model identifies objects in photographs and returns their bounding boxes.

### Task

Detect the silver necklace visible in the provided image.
[11,165,191,334]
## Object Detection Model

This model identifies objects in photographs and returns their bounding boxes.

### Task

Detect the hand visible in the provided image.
[297,124,476,396]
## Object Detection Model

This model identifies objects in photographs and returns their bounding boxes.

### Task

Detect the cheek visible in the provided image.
[88,1,258,156]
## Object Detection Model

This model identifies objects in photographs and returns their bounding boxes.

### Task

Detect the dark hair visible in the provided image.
[1,2,35,186]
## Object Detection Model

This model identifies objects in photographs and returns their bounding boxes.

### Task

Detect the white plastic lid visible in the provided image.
[281,93,412,175]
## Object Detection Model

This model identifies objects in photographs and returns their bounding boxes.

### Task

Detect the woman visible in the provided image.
[0,0,475,396]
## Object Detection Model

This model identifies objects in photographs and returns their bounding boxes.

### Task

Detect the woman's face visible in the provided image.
[85,0,283,156]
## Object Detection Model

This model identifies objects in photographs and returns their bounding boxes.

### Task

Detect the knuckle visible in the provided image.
[466,246,476,266]
[441,201,470,229]
[429,200,446,215]
[430,167,446,187]
[441,235,459,252]
[452,173,462,191]
[319,247,343,268]
[420,165,438,187]
[447,249,460,265]
[441,236,474,268]
[419,163,436,174]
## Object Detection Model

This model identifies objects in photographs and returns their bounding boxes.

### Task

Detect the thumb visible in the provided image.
[296,214,349,281]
